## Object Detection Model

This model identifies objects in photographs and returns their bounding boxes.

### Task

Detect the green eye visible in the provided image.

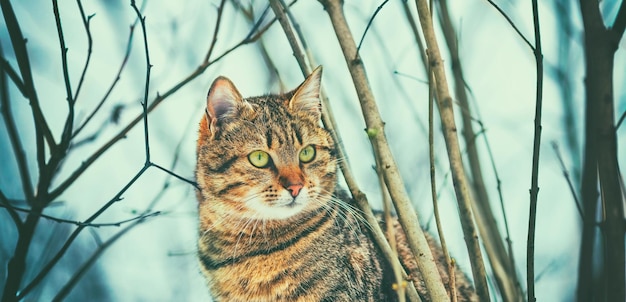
[248,150,270,168]
[299,145,316,163]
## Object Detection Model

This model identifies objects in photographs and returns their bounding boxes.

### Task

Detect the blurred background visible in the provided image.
[1,0,624,301]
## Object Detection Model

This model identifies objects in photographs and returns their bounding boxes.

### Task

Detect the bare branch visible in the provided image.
[270,1,420,300]
[437,0,522,300]
[484,0,534,50]
[49,2,276,201]
[0,0,44,201]
[319,0,451,299]
[412,0,490,299]
[17,165,150,299]
[526,0,544,300]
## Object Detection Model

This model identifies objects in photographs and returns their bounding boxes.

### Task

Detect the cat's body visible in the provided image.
[195,67,477,301]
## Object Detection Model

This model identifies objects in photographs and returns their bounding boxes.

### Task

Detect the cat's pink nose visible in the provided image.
[286,184,303,197]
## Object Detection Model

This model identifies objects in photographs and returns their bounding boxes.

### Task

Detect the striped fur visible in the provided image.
[195,67,477,301]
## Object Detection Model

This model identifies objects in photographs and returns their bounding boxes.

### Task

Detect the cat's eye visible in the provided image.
[248,150,270,168]
[299,145,316,163]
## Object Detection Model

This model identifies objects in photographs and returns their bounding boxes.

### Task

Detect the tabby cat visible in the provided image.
[195,66,477,301]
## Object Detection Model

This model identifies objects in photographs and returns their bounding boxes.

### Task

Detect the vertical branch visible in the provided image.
[319,0,451,300]
[428,68,456,301]
[0,0,42,201]
[526,0,544,300]
[577,1,626,301]
[0,43,33,207]
[412,0,490,299]
[203,0,226,64]
[436,0,522,300]
[0,2,46,300]
[52,0,75,149]
[131,0,152,164]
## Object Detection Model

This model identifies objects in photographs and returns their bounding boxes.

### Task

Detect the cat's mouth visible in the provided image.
[245,190,311,220]
[283,198,300,208]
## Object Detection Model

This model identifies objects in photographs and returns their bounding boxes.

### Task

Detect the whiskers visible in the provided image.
[310,188,375,243]
[199,192,269,256]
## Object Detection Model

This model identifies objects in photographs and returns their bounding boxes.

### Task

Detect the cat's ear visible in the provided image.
[289,66,322,120]
[206,76,243,138]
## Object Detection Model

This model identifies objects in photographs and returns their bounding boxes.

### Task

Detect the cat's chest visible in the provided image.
[206,218,381,301]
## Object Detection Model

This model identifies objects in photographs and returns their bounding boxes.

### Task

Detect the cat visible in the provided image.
[195,66,477,301]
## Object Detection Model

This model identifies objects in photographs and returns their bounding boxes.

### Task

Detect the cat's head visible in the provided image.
[196,67,337,220]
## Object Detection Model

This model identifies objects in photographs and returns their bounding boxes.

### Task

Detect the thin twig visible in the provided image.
[203,0,227,63]
[131,0,152,164]
[484,0,534,50]
[476,120,518,290]
[526,0,544,300]
[551,141,583,219]
[355,0,390,58]
[0,203,160,227]
[71,22,138,139]
[150,162,198,189]
[73,0,94,101]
